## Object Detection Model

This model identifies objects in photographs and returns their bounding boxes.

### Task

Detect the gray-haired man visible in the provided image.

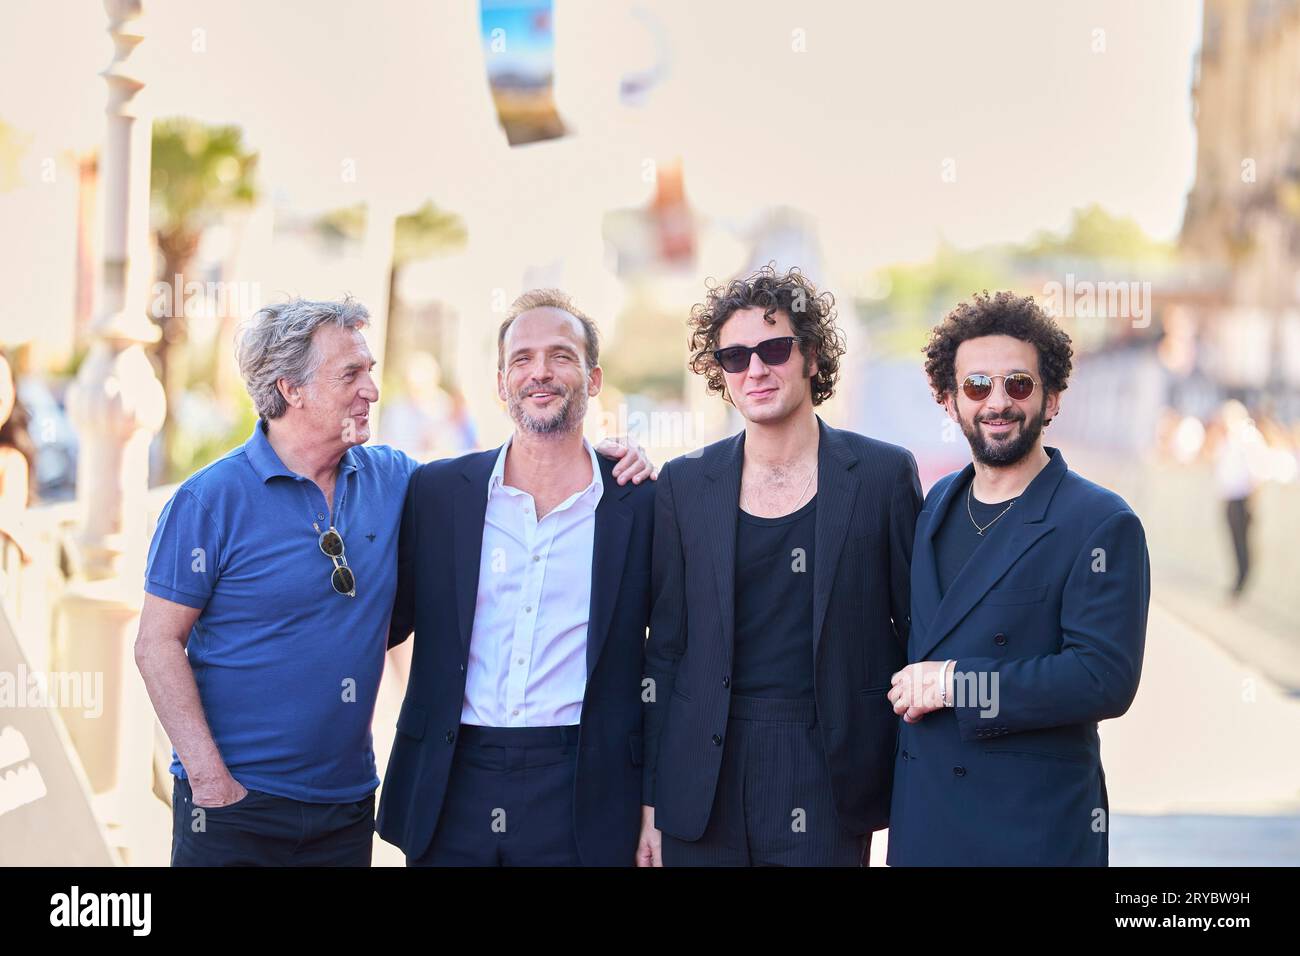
[135,297,653,866]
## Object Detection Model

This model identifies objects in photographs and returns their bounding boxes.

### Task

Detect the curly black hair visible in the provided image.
[923,291,1073,403]
[688,264,845,407]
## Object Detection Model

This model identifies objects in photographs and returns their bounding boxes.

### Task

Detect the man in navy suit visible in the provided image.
[887,291,1149,866]
[377,289,655,866]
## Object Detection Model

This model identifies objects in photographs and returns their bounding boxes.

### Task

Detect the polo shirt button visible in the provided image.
[317,513,325,521]
[712,734,723,746]
[953,766,966,777]
[445,731,455,744]
[994,633,1007,646]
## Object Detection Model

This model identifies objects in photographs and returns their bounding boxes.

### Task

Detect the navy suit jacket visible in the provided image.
[887,447,1149,866]
[643,417,923,840]
[375,447,654,865]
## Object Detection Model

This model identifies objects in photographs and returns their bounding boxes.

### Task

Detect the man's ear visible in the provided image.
[1044,389,1061,426]
[942,392,960,424]
[278,378,302,410]
[497,368,507,404]
[587,364,603,397]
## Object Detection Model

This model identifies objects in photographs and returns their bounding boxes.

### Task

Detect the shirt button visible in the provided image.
[525,606,532,613]
[512,709,520,717]
[532,555,540,562]
[317,513,325,520]
[516,658,525,666]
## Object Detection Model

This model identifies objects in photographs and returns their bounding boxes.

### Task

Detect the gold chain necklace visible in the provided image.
[967,482,1014,536]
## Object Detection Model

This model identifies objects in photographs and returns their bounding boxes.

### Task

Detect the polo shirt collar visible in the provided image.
[245,419,366,483]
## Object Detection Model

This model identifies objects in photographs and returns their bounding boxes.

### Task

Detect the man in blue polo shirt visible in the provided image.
[135,296,653,866]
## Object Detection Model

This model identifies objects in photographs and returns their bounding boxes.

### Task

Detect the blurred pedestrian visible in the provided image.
[1211,400,1267,600]
[0,353,37,561]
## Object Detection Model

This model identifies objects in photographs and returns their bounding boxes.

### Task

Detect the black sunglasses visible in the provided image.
[318,527,356,597]
[961,372,1038,403]
[712,336,799,374]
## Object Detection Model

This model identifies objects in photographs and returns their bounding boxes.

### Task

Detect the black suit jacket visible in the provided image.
[376,447,654,865]
[642,416,922,840]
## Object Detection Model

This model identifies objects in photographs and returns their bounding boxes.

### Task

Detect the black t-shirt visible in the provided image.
[732,495,817,699]
[934,474,1017,596]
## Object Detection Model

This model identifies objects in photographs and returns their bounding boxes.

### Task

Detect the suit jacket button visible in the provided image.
[712,734,723,746]
[953,766,966,776]
[722,676,731,688]
[994,633,1007,646]
[445,730,455,744]
[902,750,909,759]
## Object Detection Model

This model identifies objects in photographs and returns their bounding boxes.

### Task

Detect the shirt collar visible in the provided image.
[244,419,365,484]
[487,434,604,502]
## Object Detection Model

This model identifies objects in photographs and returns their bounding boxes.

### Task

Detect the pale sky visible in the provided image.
[1,0,1202,347]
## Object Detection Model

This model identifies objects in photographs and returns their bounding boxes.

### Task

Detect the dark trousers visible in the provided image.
[408,724,582,867]
[171,776,374,867]
[1226,497,1251,594]
[661,696,868,867]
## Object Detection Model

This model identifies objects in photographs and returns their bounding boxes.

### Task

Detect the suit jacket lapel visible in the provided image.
[909,464,971,659]
[914,448,1069,662]
[586,458,633,679]
[453,448,497,659]
[704,432,744,670]
[812,418,860,661]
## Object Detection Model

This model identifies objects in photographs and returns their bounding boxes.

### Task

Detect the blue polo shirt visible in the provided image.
[144,420,418,803]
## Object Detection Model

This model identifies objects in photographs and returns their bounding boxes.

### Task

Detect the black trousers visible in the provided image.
[661,695,868,867]
[408,724,583,867]
[1226,497,1251,594]
[170,776,374,867]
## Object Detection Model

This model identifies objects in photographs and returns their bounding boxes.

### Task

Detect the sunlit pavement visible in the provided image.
[1101,598,1300,866]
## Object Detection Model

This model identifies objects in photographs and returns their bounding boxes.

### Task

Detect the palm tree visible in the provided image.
[150,118,258,476]
[389,200,468,335]
[314,199,467,369]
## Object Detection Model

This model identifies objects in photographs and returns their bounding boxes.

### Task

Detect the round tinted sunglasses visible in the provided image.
[318,527,356,597]
[713,336,798,374]
[961,372,1038,403]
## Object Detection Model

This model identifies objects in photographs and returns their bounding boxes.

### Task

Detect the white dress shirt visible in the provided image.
[461,436,603,727]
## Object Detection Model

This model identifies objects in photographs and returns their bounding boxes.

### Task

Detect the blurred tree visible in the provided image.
[1025,203,1173,264]
[388,201,467,358]
[315,200,467,374]
[0,118,30,192]
[150,118,258,478]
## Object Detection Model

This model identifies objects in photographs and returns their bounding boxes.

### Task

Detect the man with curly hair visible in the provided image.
[638,265,923,866]
[886,290,1150,866]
